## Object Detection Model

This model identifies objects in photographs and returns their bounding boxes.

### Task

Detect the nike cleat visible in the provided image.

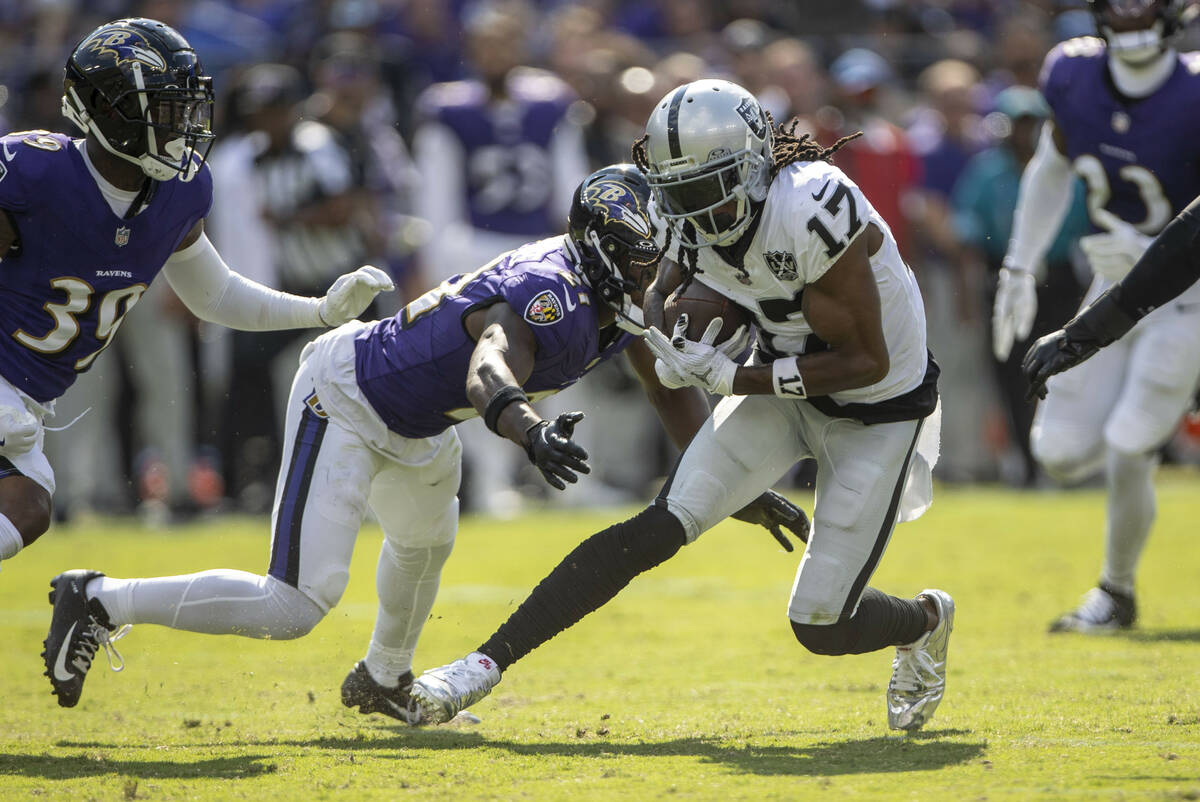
[42,570,130,708]
[340,661,418,723]
[888,589,955,731]
[1049,583,1136,633]
[409,652,501,725]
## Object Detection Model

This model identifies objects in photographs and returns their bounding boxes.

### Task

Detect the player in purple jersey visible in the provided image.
[0,17,392,580]
[992,0,1200,632]
[42,166,807,713]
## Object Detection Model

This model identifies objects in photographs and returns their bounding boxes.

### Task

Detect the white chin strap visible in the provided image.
[1105,22,1166,65]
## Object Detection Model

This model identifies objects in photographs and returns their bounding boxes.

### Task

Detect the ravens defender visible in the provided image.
[992,0,1200,632]
[42,165,806,713]
[409,80,953,733]
[0,18,390,578]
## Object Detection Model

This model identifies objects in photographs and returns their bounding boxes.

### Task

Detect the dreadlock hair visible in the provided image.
[630,117,863,293]
[768,113,863,170]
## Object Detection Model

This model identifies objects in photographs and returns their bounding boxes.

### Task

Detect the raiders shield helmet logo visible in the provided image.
[524,290,564,325]
[735,97,767,140]
[764,250,799,281]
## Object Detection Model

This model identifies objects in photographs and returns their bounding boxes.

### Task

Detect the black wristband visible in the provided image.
[483,386,529,434]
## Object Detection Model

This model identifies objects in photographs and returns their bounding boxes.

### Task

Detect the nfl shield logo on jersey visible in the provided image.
[524,290,564,325]
[114,226,130,247]
[764,250,799,281]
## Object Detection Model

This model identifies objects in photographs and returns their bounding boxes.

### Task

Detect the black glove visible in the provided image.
[1021,329,1097,401]
[524,411,590,490]
[1022,289,1137,402]
[731,490,810,552]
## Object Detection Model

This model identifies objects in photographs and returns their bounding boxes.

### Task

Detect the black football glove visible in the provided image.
[1022,289,1138,402]
[731,490,810,552]
[524,411,590,490]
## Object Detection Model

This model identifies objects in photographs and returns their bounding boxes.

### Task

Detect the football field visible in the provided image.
[2,476,1198,800]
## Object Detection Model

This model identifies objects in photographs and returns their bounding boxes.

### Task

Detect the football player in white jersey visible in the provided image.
[407,80,954,733]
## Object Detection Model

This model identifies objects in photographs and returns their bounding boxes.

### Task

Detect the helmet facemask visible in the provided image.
[648,146,770,249]
[1093,0,1176,65]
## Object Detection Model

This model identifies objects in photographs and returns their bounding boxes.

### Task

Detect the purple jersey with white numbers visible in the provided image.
[416,70,575,236]
[354,236,633,438]
[0,131,212,403]
[1041,37,1200,234]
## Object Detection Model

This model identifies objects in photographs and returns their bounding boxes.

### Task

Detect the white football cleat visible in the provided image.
[409,652,501,725]
[887,589,954,731]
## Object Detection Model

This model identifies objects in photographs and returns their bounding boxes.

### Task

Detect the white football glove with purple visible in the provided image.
[1079,221,1153,282]
[643,315,747,396]
[318,265,395,327]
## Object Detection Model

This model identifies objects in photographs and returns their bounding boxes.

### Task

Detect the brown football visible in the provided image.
[663,281,752,344]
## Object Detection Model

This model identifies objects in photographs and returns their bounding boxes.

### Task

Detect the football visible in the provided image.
[663,280,752,344]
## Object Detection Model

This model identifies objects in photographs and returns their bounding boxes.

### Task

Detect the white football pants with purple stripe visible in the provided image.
[88,354,462,677]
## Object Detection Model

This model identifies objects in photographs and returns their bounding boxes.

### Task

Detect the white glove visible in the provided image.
[643,315,740,396]
[992,266,1037,361]
[0,405,39,457]
[1079,223,1153,282]
[318,265,395,327]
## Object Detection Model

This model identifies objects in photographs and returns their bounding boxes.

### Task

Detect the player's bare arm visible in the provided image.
[0,209,17,257]
[643,257,683,332]
[732,223,888,397]
[463,301,540,445]
[624,337,710,448]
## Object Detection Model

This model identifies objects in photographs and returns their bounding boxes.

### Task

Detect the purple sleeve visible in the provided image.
[498,271,580,356]
[0,135,29,213]
[1038,42,1070,116]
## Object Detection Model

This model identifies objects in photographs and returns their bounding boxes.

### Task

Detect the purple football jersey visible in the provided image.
[417,71,575,236]
[354,236,634,438]
[1041,38,1200,234]
[0,131,213,402]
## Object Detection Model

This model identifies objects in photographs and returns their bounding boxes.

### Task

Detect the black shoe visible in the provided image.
[41,570,128,708]
[341,661,417,723]
[1049,582,1137,633]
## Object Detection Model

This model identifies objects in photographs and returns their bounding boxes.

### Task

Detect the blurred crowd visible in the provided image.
[2,0,1198,523]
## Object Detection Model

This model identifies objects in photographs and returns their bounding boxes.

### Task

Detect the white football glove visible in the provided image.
[318,265,395,327]
[992,266,1037,361]
[1079,222,1153,282]
[643,315,740,396]
[0,404,39,457]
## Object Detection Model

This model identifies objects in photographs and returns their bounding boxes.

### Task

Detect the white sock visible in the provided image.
[0,513,24,560]
[364,539,453,687]
[86,569,324,638]
[466,651,501,683]
[1101,447,1157,596]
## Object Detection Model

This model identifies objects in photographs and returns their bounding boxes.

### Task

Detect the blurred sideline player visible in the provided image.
[0,19,391,572]
[991,0,1200,632]
[1025,193,1200,401]
[42,166,806,713]
[412,1,589,516]
[409,80,953,733]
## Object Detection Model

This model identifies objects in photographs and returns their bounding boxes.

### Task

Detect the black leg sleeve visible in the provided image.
[791,587,927,656]
[478,506,686,671]
[1118,197,1200,319]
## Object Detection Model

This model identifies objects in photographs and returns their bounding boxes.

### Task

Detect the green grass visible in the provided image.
[2,475,1200,800]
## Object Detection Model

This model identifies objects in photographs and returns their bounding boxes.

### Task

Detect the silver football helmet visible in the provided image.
[642,79,773,249]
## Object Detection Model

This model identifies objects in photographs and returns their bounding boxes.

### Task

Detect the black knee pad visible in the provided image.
[791,619,859,656]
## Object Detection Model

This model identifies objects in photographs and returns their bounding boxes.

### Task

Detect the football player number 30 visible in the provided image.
[1073,155,1171,234]
[14,279,147,370]
[806,182,862,259]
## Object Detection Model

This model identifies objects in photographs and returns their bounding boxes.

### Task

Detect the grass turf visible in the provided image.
[1,475,1199,800]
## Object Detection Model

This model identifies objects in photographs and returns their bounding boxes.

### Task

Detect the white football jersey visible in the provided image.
[667,161,928,407]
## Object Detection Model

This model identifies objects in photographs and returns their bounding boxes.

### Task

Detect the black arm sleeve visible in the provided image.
[1116,196,1200,319]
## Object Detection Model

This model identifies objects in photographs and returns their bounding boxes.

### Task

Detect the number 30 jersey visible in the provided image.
[1041,37,1200,235]
[668,161,932,417]
[0,131,212,403]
